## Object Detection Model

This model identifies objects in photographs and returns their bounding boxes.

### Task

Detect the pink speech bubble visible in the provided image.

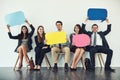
[72,34,90,47]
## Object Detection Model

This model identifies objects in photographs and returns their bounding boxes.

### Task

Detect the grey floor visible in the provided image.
[0,67,120,80]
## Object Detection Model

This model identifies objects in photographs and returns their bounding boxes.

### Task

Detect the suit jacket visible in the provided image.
[8,25,35,52]
[82,23,111,49]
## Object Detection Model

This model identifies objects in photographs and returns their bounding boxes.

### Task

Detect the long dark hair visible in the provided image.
[74,24,82,34]
[37,26,45,43]
[19,25,28,39]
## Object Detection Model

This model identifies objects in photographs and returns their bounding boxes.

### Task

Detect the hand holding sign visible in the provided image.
[72,34,90,47]
[45,31,67,45]
[7,24,11,32]
[5,11,25,26]
[87,8,107,22]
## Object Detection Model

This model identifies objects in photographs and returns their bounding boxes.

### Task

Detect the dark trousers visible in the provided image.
[35,47,51,66]
[89,46,113,68]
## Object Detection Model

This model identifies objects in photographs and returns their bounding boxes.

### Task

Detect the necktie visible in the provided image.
[93,32,96,47]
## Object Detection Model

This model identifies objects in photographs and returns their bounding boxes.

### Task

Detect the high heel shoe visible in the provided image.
[17,64,22,71]
[34,65,38,71]
[70,68,74,71]
[70,67,77,71]
[73,68,77,71]
[37,65,41,70]
[34,65,38,69]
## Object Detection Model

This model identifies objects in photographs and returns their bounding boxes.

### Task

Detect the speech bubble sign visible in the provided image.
[72,34,90,47]
[87,8,107,22]
[5,11,25,26]
[45,31,67,45]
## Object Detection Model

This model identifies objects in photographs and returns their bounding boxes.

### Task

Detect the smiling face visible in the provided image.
[92,24,98,32]
[37,26,45,43]
[56,21,63,31]
[74,26,80,34]
[74,24,81,34]
[22,26,28,34]
[38,26,44,35]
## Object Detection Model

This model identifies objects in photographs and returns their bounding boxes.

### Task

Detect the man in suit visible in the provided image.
[82,18,115,72]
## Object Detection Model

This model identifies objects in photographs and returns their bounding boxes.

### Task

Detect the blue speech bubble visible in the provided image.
[87,8,107,22]
[5,11,25,26]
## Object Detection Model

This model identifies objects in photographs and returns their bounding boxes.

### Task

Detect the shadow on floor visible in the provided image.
[0,67,119,80]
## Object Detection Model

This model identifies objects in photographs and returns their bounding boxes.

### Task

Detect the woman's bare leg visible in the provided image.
[17,47,23,70]
[74,48,84,68]
[20,45,29,65]
[71,48,80,68]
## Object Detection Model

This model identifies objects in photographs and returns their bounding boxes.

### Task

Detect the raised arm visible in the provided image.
[103,19,111,35]
[7,25,19,39]
[25,20,35,37]
[82,18,89,34]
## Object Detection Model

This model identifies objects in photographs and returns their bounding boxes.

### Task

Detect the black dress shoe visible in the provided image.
[105,67,115,72]
[64,63,69,72]
[52,63,58,72]
[87,67,95,71]
[17,64,22,71]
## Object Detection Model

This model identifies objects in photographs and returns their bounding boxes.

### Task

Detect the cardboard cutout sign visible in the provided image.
[5,11,25,26]
[72,34,90,47]
[45,31,67,45]
[88,8,107,22]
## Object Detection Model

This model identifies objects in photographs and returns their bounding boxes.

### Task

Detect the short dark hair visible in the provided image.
[56,21,63,26]
[92,24,98,28]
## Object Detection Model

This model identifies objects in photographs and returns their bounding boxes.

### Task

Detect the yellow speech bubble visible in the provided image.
[45,31,67,45]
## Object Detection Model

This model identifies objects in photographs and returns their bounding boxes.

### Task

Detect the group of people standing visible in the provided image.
[7,18,115,72]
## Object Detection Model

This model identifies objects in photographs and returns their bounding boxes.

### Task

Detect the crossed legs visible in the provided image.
[18,45,29,69]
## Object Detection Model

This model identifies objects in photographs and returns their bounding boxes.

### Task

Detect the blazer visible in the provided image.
[34,35,50,49]
[69,33,75,48]
[8,24,35,52]
[82,23,111,49]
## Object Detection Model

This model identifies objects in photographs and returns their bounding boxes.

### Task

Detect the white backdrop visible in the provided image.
[0,0,120,67]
